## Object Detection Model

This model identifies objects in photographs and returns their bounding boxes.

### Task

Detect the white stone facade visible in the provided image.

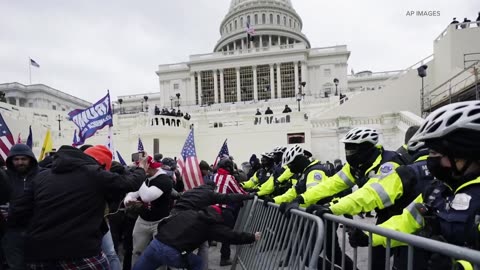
[0,82,91,111]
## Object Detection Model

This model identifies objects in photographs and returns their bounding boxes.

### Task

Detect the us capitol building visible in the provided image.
[1,0,478,163]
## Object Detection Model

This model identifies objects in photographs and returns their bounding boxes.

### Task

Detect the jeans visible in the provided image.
[1,229,26,270]
[220,208,235,260]
[197,241,209,270]
[101,230,121,270]
[132,239,202,270]
[132,216,161,266]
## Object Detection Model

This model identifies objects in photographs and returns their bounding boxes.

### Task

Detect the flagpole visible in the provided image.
[28,58,32,85]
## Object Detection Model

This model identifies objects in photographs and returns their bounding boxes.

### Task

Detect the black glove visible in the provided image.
[245,193,256,200]
[427,253,456,270]
[279,201,300,218]
[305,204,332,216]
[263,197,274,207]
[348,228,369,247]
[294,182,306,195]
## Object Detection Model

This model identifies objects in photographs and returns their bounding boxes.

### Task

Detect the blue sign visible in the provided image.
[68,92,113,145]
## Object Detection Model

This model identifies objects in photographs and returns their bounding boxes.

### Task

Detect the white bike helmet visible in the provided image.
[406,140,425,152]
[261,152,275,159]
[282,145,304,166]
[272,146,287,154]
[410,101,480,142]
[340,127,379,145]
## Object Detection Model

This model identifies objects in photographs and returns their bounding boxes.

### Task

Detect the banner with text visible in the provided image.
[68,92,113,145]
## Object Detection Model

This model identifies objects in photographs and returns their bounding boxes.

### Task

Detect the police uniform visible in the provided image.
[273,160,327,206]
[372,177,480,269]
[257,165,294,197]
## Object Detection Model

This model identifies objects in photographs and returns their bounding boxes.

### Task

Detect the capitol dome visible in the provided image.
[214,0,310,52]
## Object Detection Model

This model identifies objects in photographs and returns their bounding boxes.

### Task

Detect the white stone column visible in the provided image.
[236,67,241,102]
[301,62,309,95]
[269,64,275,99]
[294,61,299,93]
[220,69,225,103]
[276,64,282,98]
[197,72,202,105]
[259,36,263,48]
[233,42,236,51]
[15,98,19,106]
[253,66,258,101]
[269,35,272,47]
[189,73,195,106]
[278,36,281,45]
[213,70,219,103]
[241,39,244,50]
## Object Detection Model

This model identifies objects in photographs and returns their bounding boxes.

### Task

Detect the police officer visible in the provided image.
[257,146,295,198]
[265,145,328,214]
[241,152,275,191]
[308,140,433,269]
[350,101,480,270]
[396,125,420,164]
[283,127,405,270]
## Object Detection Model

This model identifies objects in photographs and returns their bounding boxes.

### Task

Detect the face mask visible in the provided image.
[426,156,455,184]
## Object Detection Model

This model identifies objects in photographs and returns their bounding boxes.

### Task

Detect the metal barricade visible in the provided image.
[320,213,480,270]
[232,198,325,270]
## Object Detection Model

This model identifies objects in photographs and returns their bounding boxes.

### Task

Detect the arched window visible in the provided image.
[262,14,266,24]
[241,17,244,27]
[294,21,297,28]
[270,14,273,24]
[247,15,250,24]
[229,23,232,31]
[254,14,258,24]
[235,20,237,29]
[284,16,286,26]
[277,14,280,24]
[289,18,292,27]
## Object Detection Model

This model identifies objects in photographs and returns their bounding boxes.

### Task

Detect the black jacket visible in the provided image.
[8,145,146,261]
[5,144,40,226]
[156,207,255,253]
[172,184,253,213]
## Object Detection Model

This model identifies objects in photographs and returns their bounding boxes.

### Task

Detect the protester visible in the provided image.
[127,156,173,266]
[132,205,260,270]
[2,144,39,270]
[8,145,146,269]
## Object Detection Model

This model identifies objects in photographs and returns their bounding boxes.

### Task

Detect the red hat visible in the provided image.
[84,145,113,171]
[147,156,162,169]
[210,205,222,216]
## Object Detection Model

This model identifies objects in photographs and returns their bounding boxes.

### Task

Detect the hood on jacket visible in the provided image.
[51,145,99,173]
[6,144,38,171]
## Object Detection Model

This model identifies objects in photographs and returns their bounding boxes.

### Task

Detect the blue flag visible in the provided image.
[26,126,33,149]
[68,92,113,145]
[116,151,127,166]
[72,130,79,146]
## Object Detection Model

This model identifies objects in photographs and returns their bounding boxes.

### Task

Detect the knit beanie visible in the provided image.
[84,145,113,170]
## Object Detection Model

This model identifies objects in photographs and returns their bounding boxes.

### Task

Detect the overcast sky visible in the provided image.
[0,0,478,103]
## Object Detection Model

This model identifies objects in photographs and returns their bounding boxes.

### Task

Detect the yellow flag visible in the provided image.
[39,129,53,160]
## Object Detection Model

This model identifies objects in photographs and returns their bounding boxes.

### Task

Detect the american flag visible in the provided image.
[30,58,40,68]
[246,22,255,42]
[177,129,204,190]
[137,137,144,152]
[0,113,15,160]
[213,139,229,168]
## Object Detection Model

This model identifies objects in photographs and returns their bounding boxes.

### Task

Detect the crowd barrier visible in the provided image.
[322,213,480,270]
[232,199,480,270]
[232,198,325,270]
